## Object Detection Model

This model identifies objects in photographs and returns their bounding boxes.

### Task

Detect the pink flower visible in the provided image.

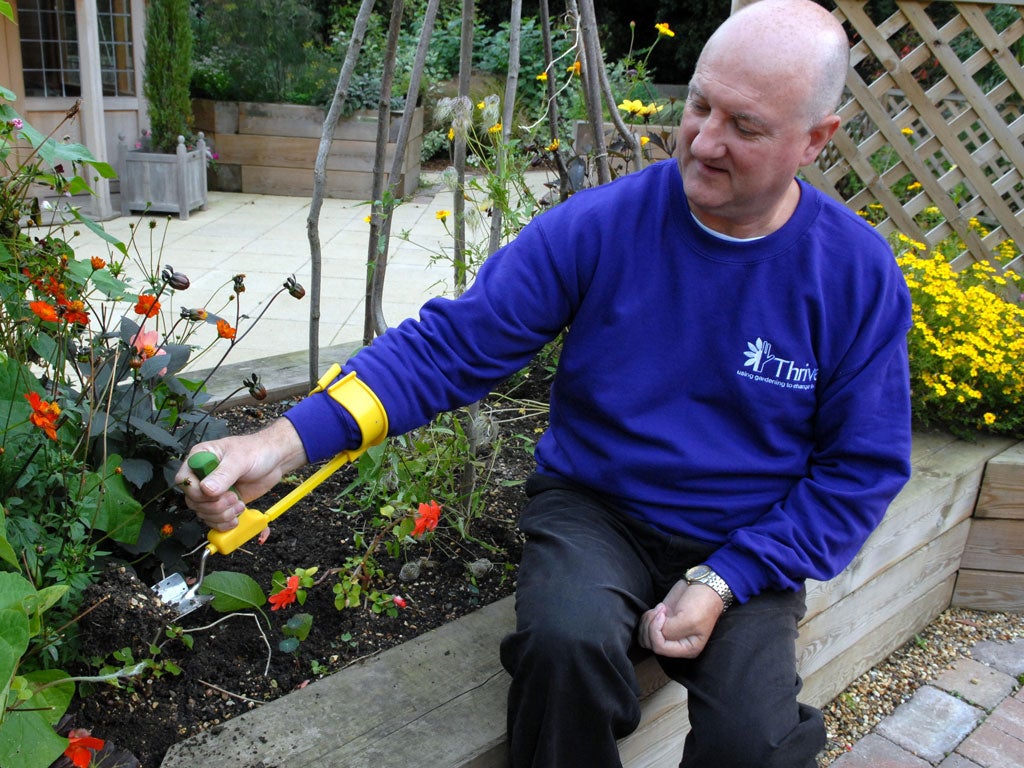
[130,329,167,376]
[393,595,407,609]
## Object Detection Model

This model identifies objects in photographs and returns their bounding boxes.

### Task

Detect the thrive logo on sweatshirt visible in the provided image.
[738,337,817,391]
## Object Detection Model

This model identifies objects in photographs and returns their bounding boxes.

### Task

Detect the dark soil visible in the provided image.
[62,369,551,768]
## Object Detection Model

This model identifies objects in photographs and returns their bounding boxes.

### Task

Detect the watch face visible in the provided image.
[687,565,712,581]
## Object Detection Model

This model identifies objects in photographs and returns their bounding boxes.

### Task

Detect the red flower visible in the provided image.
[134,294,161,317]
[216,319,237,340]
[412,500,442,537]
[393,595,407,609]
[64,729,105,768]
[24,392,61,441]
[268,575,300,611]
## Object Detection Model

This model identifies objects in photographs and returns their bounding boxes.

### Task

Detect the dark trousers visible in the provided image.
[499,476,825,768]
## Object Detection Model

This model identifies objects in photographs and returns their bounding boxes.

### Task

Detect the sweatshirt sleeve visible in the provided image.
[283,210,586,460]
[707,269,914,603]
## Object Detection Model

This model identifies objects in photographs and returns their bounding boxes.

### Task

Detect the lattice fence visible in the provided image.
[798,0,1024,273]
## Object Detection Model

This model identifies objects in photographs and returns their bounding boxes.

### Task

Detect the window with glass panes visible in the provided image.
[18,0,135,98]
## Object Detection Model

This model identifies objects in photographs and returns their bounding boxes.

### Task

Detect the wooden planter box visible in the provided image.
[118,134,209,220]
[192,99,423,199]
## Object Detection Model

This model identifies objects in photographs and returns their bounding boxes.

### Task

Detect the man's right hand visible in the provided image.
[175,417,308,531]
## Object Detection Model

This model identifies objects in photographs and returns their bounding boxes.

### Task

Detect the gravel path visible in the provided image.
[819,606,1024,764]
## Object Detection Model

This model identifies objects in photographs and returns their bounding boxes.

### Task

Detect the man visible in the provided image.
[176,1,913,765]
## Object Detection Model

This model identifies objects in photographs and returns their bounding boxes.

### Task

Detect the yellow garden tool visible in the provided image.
[151,367,389,617]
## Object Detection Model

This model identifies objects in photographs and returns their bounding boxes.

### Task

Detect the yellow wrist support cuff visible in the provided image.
[311,363,389,451]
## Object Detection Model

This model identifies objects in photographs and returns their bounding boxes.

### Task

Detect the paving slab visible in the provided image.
[875,686,985,763]
[938,754,984,768]
[933,657,1018,711]
[830,733,931,767]
[956,715,1024,768]
[972,639,1024,678]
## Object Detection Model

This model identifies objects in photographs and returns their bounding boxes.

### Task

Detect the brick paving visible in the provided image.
[832,639,1024,768]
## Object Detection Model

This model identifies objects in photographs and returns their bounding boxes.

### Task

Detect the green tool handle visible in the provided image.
[187,448,361,556]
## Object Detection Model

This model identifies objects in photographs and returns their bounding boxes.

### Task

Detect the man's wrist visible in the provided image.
[685,564,735,611]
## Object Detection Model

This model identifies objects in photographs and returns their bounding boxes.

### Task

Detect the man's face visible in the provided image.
[677,50,826,237]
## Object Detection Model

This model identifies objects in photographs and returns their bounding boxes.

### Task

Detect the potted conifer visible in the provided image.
[118,0,207,219]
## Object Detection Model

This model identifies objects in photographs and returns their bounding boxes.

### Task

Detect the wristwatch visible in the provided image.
[685,564,735,612]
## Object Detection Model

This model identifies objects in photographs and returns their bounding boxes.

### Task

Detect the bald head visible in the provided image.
[700,0,849,125]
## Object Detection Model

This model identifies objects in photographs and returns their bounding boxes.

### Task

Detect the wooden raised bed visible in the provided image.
[953,441,1024,611]
[161,432,1021,768]
[192,99,423,199]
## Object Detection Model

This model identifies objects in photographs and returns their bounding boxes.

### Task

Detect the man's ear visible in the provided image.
[800,114,842,167]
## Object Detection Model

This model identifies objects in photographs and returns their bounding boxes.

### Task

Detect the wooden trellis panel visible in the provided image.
[800,1,1024,272]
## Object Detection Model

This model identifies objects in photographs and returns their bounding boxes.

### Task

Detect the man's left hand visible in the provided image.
[636,579,724,658]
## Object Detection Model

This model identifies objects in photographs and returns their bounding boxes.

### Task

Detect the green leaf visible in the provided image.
[87,457,144,545]
[66,256,131,297]
[21,668,74,725]
[0,609,30,689]
[0,707,68,768]
[29,333,59,368]
[0,572,35,612]
[0,506,20,570]
[0,3,14,24]
[199,571,267,612]
[283,613,313,642]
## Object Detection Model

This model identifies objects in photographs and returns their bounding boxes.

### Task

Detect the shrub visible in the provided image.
[894,229,1024,438]
[144,0,195,153]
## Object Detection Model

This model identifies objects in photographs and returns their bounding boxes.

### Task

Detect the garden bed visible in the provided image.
[62,372,545,768]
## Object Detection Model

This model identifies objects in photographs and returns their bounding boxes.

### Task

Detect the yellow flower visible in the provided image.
[640,136,650,147]
[567,61,581,76]
[906,181,922,192]
[536,71,548,82]
[655,22,675,37]
[435,209,450,222]
[546,138,560,152]
[618,99,643,115]
[363,215,372,223]
[984,412,996,424]
[476,100,486,110]
[447,127,455,141]
[488,122,502,134]
[901,127,914,136]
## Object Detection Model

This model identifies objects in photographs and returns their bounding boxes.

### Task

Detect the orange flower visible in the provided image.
[24,392,61,441]
[268,574,300,611]
[64,729,106,768]
[30,300,58,322]
[412,500,442,537]
[216,319,237,339]
[61,299,89,325]
[91,256,106,270]
[161,523,174,537]
[134,294,161,318]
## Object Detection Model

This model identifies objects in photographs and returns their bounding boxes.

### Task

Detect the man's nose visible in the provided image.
[689,115,726,159]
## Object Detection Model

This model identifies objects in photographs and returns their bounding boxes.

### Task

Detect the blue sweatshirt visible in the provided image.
[286,159,913,603]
